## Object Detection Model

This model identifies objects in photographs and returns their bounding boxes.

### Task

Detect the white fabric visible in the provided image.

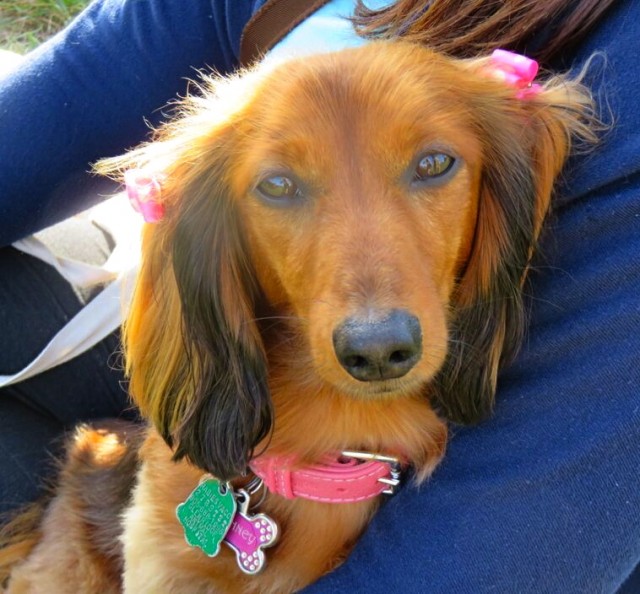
[0,195,142,388]
[267,0,391,63]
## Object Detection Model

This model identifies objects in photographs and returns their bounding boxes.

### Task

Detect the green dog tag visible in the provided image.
[176,477,237,557]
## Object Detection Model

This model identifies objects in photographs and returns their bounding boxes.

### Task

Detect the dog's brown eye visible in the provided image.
[256,175,300,202]
[414,153,455,181]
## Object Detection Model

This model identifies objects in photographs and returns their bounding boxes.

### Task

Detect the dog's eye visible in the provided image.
[413,153,455,182]
[256,175,301,203]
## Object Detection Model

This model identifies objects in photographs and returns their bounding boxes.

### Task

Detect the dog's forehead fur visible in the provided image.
[255,42,467,119]
[229,43,484,199]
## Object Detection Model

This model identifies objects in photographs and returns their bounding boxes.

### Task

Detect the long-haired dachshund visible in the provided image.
[1,42,594,593]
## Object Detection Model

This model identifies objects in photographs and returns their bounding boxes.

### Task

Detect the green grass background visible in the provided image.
[1,0,89,53]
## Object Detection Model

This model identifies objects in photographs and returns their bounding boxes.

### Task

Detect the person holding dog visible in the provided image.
[0,0,638,592]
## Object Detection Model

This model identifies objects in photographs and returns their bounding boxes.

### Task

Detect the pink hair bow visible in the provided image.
[487,49,542,99]
[124,169,165,223]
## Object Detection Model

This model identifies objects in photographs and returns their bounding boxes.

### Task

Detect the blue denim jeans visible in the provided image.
[0,244,131,512]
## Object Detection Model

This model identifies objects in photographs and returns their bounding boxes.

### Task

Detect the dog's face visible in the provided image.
[232,52,483,399]
[99,42,593,479]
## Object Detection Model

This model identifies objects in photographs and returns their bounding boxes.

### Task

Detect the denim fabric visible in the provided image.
[0,397,63,514]
[0,245,132,513]
[0,0,263,246]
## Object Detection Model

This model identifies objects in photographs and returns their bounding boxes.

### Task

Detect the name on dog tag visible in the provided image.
[223,490,278,575]
[176,477,237,557]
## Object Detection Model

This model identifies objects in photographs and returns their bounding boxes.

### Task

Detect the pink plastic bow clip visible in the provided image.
[487,49,542,99]
[124,169,165,223]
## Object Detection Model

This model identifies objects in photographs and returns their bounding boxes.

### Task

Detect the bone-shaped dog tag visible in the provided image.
[176,477,237,557]
[223,490,278,574]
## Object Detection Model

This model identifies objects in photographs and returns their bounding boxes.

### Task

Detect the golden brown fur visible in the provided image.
[1,42,595,593]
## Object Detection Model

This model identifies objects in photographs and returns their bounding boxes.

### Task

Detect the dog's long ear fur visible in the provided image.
[96,80,272,481]
[433,64,597,424]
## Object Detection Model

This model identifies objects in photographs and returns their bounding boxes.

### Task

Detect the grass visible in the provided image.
[0,0,89,53]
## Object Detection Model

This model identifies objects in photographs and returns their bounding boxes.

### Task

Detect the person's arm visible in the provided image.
[304,1,640,591]
[0,0,254,246]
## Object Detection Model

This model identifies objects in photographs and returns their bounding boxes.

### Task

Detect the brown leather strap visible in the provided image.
[240,0,332,66]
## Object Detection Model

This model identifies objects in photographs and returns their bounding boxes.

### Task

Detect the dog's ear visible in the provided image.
[96,89,272,481]
[433,64,596,424]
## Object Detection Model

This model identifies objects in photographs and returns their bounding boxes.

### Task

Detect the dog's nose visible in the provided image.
[333,310,422,382]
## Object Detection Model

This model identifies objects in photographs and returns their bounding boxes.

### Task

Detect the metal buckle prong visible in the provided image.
[341,450,403,496]
[378,477,400,486]
[341,451,400,464]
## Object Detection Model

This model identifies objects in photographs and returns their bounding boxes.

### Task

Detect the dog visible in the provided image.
[0,42,594,593]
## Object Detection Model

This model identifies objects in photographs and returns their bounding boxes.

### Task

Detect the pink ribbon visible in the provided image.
[124,169,165,223]
[486,49,542,99]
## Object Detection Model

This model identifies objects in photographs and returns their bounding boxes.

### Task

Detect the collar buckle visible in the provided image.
[340,450,402,495]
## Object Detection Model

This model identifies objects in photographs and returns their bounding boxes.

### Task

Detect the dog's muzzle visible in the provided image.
[333,309,422,381]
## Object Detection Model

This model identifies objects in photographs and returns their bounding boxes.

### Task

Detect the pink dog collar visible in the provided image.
[249,451,402,503]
